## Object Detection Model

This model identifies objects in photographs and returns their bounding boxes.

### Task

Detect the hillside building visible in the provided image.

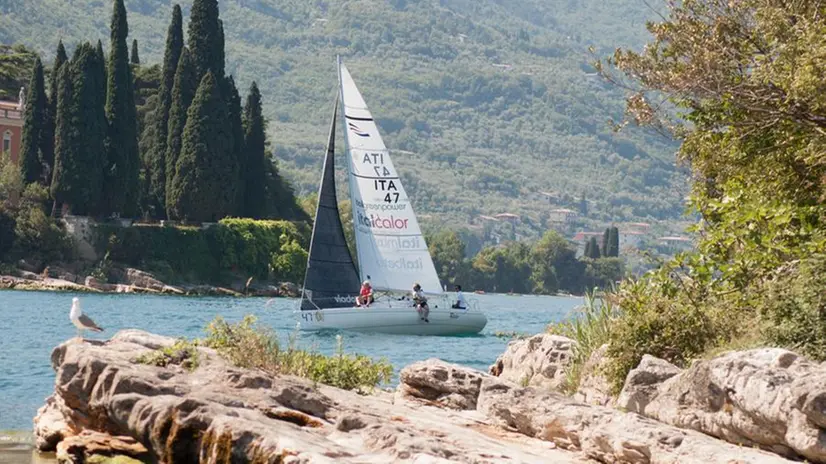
[0,95,24,163]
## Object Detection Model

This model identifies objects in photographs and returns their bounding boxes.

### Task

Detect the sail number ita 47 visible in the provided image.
[301,311,324,323]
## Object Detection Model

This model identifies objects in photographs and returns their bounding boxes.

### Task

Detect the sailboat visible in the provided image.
[296,59,488,335]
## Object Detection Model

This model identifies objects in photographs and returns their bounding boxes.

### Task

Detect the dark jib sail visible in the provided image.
[300,100,361,310]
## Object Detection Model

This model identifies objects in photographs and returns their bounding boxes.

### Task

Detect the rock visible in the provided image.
[573,344,614,407]
[46,265,80,284]
[397,359,488,410]
[634,348,826,462]
[279,281,300,298]
[33,394,69,451]
[489,334,574,390]
[35,331,581,463]
[476,377,794,463]
[19,270,43,280]
[124,268,165,291]
[616,355,681,414]
[182,284,242,297]
[55,431,149,463]
[17,258,42,273]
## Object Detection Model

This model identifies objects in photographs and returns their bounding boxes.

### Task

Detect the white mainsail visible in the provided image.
[338,60,442,294]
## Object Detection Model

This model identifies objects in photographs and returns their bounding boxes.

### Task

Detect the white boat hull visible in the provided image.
[297,297,487,335]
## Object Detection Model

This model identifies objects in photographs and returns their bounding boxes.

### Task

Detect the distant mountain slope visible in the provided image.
[0,0,686,237]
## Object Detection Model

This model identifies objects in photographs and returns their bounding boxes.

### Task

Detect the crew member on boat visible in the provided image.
[452,285,467,310]
[412,283,429,323]
[356,280,374,307]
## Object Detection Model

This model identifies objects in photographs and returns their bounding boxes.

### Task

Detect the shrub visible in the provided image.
[0,208,14,260]
[270,234,308,283]
[757,255,826,361]
[134,339,200,371]
[548,289,618,393]
[203,315,393,391]
[93,218,310,284]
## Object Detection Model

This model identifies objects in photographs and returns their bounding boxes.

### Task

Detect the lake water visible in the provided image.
[0,290,580,431]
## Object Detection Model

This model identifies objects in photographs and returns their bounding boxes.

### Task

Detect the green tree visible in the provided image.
[95,40,106,83]
[428,230,466,286]
[103,0,139,217]
[584,238,592,259]
[605,227,619,258]
[51,44,106,216]
[187,0,225,81]
[145,4,183,218]
[242,81,267,218]
[601,228,609,257]
[531,230,583,293]
[43,41,68,183]
[130,39,139,65]
[587,236,601,259]
[164,47,195,217]
[225,76,244,214]
[168,72,237,222]
[19,57,48,185]
[579,192,588,216]
[597,0,826,387]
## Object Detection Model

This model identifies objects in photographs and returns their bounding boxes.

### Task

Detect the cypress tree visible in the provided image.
[164,47,195,216]
[602,228,610,257]
[590,236,601,259]
[51,44,107,216]
[146,4,183,217]
[187,0,224,81]
[19,57,48,184]
[226,75,244,214]
[130,39,140,64]
[609,226,620,257]
[168,72,237,222]
[43,41,68,182]
[95,40,106,84]
[104,0,140,217]
[242,81,267,218]
[50,63,74,214]
[584,239,592,259]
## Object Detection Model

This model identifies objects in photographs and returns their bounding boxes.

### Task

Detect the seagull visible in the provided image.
[70,297,103,339]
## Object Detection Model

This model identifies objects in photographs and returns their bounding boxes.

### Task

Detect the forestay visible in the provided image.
[338,61,442,294]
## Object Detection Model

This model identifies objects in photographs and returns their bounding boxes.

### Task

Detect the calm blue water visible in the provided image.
[0,290,580,430]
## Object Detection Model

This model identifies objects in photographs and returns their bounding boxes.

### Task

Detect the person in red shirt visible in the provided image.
[357,280,374,307]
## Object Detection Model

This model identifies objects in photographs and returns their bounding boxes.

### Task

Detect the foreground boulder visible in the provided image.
[489,334,574,390]
[399,358,794,463]
[477,377,792,463]
[573,344,614,407]
[34,331,577,463]
[622,348,826,462]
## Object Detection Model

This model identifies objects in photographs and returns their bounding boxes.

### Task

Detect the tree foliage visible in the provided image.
[242,81,267,218]
[51,44,107,216]
[594,0,826,390]
[146,4,182,218]
[19,57,48,185]
[187,0,224,81]
[104,0,140,217]
[130,39,140,64]
[167,72,237,222]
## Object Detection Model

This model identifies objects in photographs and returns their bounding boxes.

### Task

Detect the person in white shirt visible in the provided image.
[412,283,429,323]
[452,285,467,310]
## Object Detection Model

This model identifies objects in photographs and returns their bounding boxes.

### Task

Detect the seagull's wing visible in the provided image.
[78,313,103,332]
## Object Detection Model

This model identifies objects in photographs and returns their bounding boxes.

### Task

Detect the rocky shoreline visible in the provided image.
[27,329,826,463]
[0,265,300,298]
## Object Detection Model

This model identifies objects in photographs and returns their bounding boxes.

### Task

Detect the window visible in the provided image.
[2,131,11,154]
